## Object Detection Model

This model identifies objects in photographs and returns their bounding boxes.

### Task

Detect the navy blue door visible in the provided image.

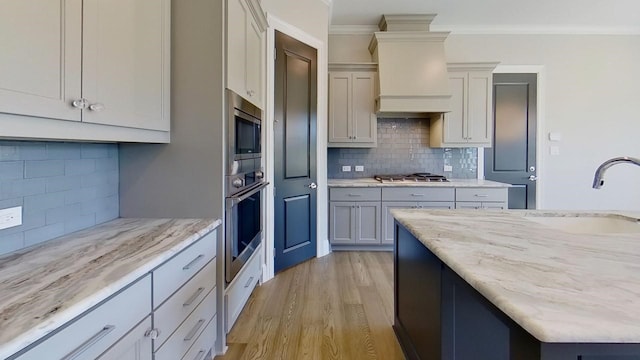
[274,31,317,273]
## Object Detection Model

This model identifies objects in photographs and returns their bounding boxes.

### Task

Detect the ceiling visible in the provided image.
[329,0,640,34]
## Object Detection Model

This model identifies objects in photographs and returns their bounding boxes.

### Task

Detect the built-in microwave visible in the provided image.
[226,89,263,196]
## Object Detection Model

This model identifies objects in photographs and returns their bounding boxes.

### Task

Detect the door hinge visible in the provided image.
[274,51,276,60]
[273,186,276,197]
[273,248,276,257]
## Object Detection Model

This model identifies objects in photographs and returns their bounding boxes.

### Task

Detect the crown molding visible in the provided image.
[430,24,640,35]
[318,0,332,6]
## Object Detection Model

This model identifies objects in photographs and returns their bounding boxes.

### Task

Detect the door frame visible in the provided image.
[263,14,329,283]
[478,65,546,209]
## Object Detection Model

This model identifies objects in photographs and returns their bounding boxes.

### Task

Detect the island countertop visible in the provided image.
[0,217,221,359]
[391,209,640,343]
[328,178,511,188]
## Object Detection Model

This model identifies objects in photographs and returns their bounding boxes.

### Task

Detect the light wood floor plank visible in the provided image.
[215,251,404,360]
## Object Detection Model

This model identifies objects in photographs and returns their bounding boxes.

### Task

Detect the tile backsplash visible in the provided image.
[0,141,119,256]
[328,118,478,179]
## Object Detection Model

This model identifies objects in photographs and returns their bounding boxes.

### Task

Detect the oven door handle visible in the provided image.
[227,182,269,207]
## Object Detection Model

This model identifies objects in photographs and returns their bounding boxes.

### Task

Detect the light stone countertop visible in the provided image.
[391,209,640,343]
[328,178,511,188]
[0,217,221,359]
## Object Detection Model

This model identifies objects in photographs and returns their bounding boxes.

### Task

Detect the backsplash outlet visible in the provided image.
[328,118,478,179]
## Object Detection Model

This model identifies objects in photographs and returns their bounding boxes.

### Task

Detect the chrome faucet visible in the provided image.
[592,156,640,189]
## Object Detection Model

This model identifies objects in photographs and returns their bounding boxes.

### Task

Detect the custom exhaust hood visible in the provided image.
[368,14,451,118]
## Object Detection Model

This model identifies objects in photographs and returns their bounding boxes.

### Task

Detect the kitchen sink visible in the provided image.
[524,214,640,234]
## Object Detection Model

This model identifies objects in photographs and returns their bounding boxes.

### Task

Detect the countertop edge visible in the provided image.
[328,178,512,188]
[0,218,221,359]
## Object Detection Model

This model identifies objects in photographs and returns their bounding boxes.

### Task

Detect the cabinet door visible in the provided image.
[96,316,152,360]
[0,0,81,121]
[328,72,352,142]
[351,72,376,143]
[329,202,355,244]
[382,202,415,245]
[82,0,170,131]
[355,202,381,245]
[226,0,247,98]
[466,71,492,144]
[442,72,467,144]
[245,15,263,107]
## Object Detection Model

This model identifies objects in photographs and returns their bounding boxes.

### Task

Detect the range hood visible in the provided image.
[368,14,451,118]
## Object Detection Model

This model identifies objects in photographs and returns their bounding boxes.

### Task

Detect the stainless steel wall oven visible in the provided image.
[225,90,266,283]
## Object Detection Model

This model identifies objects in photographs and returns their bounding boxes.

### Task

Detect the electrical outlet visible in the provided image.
[355,165,364,172]
[0,206,22,230]
[444,165,453,172]
[342,165,351,172]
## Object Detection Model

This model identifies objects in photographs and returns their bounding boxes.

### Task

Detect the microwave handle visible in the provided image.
[227,182,269,207]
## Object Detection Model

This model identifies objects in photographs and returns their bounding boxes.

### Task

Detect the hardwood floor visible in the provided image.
[215,252,405,360]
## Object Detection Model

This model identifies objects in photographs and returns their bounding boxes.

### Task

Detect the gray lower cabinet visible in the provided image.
[455,188,508,209]
[10,229,218,360]
[329,201,381,245]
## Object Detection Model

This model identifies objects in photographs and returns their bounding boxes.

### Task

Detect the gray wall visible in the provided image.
[328,118,477,179]
[0,141,119,255]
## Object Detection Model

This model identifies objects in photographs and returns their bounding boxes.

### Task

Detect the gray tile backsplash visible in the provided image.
[328,118,478,179]
[0,141,119,255]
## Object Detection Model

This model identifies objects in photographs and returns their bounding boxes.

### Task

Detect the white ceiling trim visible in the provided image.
[429,25,640,35]
[330,24,640,36]
[318,0,332,6]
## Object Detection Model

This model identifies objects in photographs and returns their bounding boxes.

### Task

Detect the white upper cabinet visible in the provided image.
[0,0,170,143]
[328,64,378,148]
[430,62,499,148]
[0,0,82,122]
[226,0,267,109]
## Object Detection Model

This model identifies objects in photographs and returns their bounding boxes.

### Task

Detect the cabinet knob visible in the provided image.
[72,98,88,109]
[89,103,105,112]
[145,328,160,339]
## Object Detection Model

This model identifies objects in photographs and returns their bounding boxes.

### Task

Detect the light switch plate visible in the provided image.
[342,165,351,172]
[444,165,453,172]
[0,206,22,230]
[549,146,560,156]
[355,165,364,172]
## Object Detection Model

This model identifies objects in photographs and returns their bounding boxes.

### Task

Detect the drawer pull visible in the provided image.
[184,319,206,342]
[411,194,425,197]
[183,254,205,270]
[62,325,115,360]
[347,194,361,197]
[474,194,489,198]
[193,350,207,360]
[245,276,255,288]
[183,287,206,307]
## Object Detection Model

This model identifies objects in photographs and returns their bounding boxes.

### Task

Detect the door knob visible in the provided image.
[529,175,538,181]
[308,182,317,189]
[72,98,88,109]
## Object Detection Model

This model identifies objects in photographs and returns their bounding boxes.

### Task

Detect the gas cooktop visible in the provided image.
[374,173,449,183]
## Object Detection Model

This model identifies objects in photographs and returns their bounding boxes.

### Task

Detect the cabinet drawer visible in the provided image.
[180,315,216,360]
[96,316,152,360]
[153,231,216,308]
[16,275,151,360]
[153,259,216,348]
[154,286,216,360]
[330,187,381,201]
[382,187,454,202]
[455,188,507,202]
[154,258,217,348]
[225,247,261,332]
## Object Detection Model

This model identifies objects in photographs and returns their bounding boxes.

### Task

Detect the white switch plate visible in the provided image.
[549,146,560,156]
[548,132,563,142]
[0,206,22,230]
[341,165,351,172]
[355,165,364,172]
[444,165,453,172]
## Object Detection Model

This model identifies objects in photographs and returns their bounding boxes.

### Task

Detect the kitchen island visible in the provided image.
[391,209,640,360]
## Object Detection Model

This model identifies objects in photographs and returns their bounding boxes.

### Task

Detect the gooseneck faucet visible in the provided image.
[592,156,640,189]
